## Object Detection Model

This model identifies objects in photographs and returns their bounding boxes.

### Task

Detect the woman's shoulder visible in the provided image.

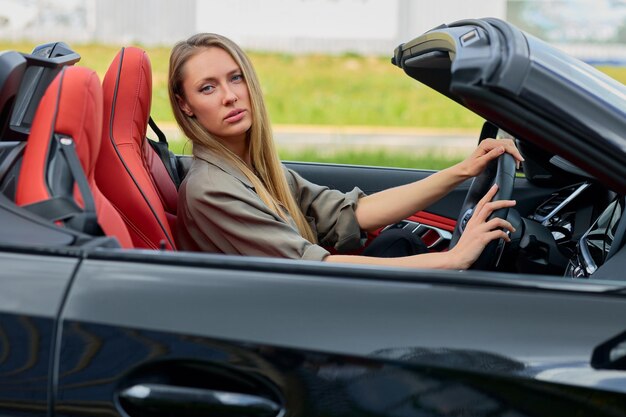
[185,154,265,204]
[183,157,243,196]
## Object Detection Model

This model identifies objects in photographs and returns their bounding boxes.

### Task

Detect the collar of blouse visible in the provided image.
[192,142,255,189]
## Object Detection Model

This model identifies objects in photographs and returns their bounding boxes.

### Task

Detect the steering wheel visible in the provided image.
[448,152,516,270]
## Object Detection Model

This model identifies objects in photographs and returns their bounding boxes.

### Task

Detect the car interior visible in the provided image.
[0,41,624,281]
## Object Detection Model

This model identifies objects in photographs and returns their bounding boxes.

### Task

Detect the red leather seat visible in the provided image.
[97,47,177,250]
[15,66,133,248]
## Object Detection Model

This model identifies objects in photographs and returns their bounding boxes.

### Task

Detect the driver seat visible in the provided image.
[96,47,177,250]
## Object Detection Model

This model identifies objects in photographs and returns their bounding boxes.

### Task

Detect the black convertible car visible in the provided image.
[1,18,626,417]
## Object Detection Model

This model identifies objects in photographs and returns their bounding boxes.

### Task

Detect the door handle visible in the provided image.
[119,383,282,417]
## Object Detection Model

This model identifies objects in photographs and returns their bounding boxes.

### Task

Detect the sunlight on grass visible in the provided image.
[168,139,464,169]
[278,148,464,170]
[4,41,625,130]
[4,41,626,170]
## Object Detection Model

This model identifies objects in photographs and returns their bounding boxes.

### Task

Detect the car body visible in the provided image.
[1,17,626,417]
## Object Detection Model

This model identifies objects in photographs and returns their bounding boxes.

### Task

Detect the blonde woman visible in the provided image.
[169,33,522,269]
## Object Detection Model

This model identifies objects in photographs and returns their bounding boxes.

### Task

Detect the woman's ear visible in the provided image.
[176,94,194,117]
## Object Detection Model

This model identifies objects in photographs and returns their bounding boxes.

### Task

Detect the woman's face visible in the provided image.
[177,47,252,145]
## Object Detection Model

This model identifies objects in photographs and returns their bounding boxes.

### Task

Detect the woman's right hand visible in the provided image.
[447,184,516,269]
[327,184,516,270]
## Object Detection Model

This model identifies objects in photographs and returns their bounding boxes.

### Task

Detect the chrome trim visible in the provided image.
[458,208,474,233]
[578,234,598,276]
[384,220,452,249]
[415,223,453,249]
[536,182,591,225]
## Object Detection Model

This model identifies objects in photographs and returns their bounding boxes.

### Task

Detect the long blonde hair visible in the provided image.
[169,33,316,243]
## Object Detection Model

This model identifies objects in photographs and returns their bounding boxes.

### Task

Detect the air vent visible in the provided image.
[536,194,568,217]
[532,182,590,224]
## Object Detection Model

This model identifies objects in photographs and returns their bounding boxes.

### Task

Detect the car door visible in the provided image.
[285,161,554,219]
[0,249,78,416]
[53,249,626,417]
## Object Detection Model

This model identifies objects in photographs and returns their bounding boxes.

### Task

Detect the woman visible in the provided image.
[169,33,522,269]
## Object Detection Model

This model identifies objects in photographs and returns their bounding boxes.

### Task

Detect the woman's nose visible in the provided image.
[222,86,238,105]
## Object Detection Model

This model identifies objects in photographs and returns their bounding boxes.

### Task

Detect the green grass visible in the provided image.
[250,52,484,129]
[6,41,626,168]
[168,138,464,169]
[6,41,626,130]
[7,41,626,128]
[278,148,464,170]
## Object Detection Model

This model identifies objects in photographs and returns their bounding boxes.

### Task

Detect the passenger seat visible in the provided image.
[15,66,133,248]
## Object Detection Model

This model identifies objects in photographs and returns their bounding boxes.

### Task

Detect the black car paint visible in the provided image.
[45,249,626,416]
[56,324,626,417]
[2,245,625,416]
[0,252,77,415]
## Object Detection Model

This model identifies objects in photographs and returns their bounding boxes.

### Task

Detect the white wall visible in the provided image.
[0,0,506,53]
[195,0,400,54]
[397,0,507,50]
[196,0,398,40]
[195,0,507,55]
[93,0,196,45]
[406,0,507,32]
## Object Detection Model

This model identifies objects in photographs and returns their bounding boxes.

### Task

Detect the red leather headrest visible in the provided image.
[17,66,102,205]
[16,66,133,248]
[103,47,152,150]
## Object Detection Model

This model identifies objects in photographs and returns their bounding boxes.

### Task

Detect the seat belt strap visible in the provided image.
[23,196,82,222]
[148,116,182,188]
[149,116,167,143]
[56,134,101,236]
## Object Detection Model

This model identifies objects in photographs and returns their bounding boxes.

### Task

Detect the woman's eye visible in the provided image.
[232,74,243,83]
[200,85,214,93]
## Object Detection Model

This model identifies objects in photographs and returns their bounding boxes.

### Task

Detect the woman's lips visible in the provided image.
[224,109,246,123]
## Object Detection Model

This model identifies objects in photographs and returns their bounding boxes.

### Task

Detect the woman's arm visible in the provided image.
[327,183,516,269]
[354,138,524,231]
[354,161,467,231]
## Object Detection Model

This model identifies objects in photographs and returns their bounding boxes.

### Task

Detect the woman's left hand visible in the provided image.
[458,138,524,179]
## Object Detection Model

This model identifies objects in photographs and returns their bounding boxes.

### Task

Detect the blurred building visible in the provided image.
[3,0,626,63]
[193,0,506,54]
[0,0,505,55]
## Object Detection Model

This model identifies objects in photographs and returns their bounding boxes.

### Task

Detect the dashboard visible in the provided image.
[516,179,623,279]
[566,195,624,278]
[506,137,625,279]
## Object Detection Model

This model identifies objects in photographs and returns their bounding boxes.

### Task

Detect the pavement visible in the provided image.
[157,123,479,156]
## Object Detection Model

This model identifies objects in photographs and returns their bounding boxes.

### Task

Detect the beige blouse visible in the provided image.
[176,144,366,260]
